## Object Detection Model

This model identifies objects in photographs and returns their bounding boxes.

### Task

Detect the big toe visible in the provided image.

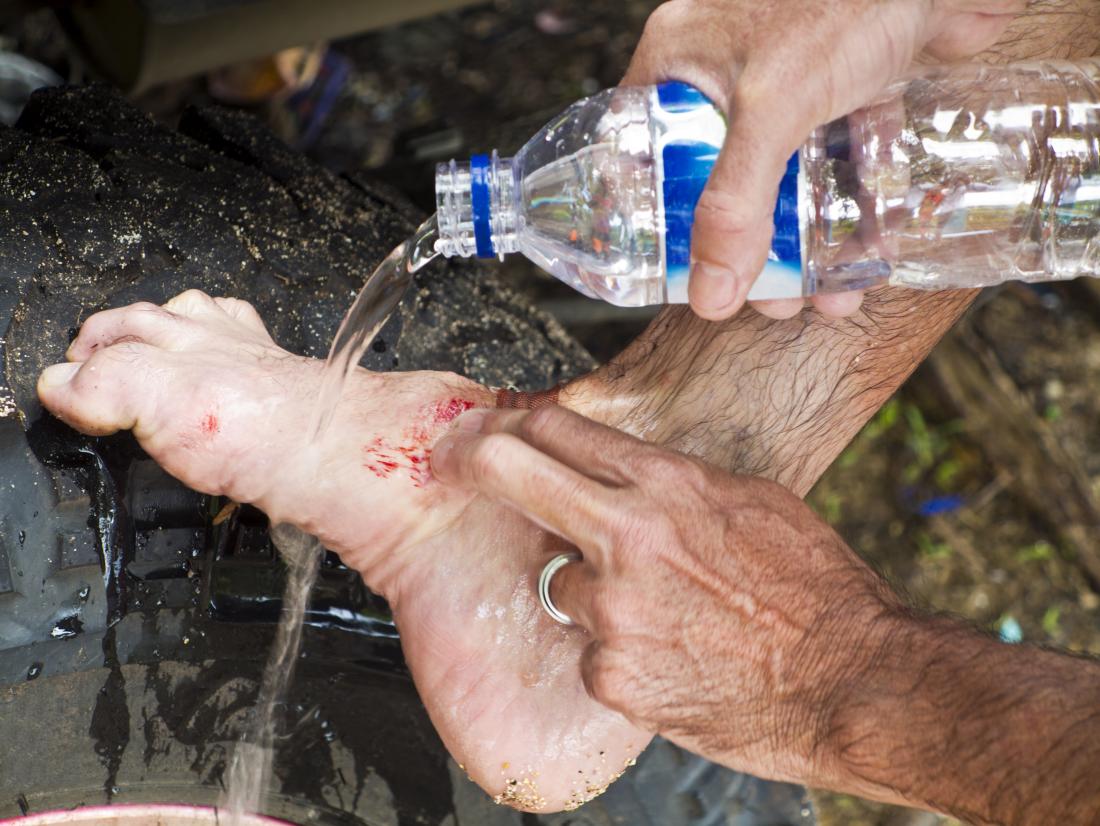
[37,343,155,436]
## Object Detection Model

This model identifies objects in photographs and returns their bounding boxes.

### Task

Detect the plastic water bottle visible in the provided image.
[434,60,1100,307]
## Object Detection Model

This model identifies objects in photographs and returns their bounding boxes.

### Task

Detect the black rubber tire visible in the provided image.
[0,85,812,826]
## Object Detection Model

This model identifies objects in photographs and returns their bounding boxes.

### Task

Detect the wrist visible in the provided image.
[814,611,1005,814]
[808,608,937,795]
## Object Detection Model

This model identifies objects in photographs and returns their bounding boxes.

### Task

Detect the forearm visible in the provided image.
[822,613,1100,824]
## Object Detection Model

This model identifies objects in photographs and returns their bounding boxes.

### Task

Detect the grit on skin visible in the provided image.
[490,750,639,811]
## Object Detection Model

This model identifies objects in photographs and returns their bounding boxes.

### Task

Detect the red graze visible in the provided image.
[432,398,476,425]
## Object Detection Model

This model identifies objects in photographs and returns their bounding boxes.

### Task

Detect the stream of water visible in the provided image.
[221,215,441,823]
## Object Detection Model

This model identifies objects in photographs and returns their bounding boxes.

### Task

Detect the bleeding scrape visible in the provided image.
[362,436,431,487]
[362,398,478,488]
[433,398,476,424]
[201,413,219,435]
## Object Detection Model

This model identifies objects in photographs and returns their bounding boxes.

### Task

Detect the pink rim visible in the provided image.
[0,804,292,825]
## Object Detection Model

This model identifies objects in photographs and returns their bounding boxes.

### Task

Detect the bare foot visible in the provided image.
[37,289,651,812]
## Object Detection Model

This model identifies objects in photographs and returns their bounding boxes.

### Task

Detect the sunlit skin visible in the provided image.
[37,290,647,812]
[33,0,1097,817]
[431,405,1100,826]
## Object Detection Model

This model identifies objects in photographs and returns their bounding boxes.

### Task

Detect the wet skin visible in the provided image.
[37,289,648,812]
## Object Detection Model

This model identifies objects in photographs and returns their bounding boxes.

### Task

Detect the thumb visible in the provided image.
[689,2,932,320]
[688,94,801,319]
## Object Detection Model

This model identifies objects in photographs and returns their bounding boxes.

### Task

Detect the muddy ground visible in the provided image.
[6,1,1100,824]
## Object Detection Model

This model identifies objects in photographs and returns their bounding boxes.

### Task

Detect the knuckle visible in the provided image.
[626,449,668,480]
[607,500,654,548]
[100,340,149,368]
[166,289,213,313]
[641,1,684,36]
[693,187,757,234]
[729,78,769,115]
[631,449,708,490]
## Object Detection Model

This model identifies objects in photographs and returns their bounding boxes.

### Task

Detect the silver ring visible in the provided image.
[538,552,581,626]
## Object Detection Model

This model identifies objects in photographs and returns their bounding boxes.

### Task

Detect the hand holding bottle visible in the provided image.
[622,0,1025,320]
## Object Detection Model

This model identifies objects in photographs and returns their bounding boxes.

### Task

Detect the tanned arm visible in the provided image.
[822,611,1100,824]
[516,2,1100,821]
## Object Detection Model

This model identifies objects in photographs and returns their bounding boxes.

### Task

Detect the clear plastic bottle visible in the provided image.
[435,61,1100,306]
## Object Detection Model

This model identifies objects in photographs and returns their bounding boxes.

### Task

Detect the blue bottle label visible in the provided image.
[653,82,804,302]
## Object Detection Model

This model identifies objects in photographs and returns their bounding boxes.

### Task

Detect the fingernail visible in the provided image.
[39,362,80,388]
[690,261,743,314]
[454,408,490,432]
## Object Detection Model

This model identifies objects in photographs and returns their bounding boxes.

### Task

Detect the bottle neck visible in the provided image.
[435,152,519,260]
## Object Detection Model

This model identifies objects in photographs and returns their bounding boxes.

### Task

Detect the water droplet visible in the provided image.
[26,662,42,680]
[78,585,91,601]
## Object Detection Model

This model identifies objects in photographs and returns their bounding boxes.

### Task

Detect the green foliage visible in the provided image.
[1042,605,1062,636]
[1016,540,1056,563]
[916,531,952,560]
[820,492,843,525]
[933,458,963,488]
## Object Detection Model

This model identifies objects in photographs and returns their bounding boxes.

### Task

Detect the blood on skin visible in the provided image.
[362,398,477,487]
[432,398,476,425]
[201,413,219,435]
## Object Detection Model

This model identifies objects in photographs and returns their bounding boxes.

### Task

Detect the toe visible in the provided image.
[66,302,182,361]
[39,342,158,437]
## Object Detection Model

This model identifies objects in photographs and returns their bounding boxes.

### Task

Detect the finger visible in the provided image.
[748,297,804,320]
[811,290,864,318]
[431,429,619,557]
[38,343,157,437]
[924,5,1023,61]
[66,302,184,361]
[689,83,812,321]
[467,406,664,487]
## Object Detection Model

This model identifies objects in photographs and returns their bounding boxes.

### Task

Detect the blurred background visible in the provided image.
[1,1,1099,824]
